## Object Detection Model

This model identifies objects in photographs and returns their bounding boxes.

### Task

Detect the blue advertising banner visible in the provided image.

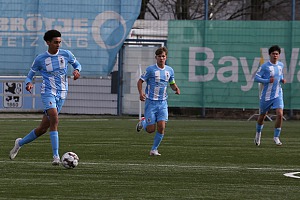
[0,0,141,76]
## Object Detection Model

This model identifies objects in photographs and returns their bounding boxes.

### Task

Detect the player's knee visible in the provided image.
[156,126,164,133]
[146,127,155,133]
[146,129,155,134]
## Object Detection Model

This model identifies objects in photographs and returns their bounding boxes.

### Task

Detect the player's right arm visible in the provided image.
[66,50,81,80]
[25,82,34,93]
[254,65,273,84]
[25,59,39,93]
[137,79,146,101]
[25,69,36,93]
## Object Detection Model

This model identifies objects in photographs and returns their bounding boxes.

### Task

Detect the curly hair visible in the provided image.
[43,30,61,42]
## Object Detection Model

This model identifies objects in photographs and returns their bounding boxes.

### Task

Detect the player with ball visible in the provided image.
[9,30,82,165]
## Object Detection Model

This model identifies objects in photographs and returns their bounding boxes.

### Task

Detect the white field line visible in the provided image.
[2,160,300,178]
[283,172,300,179]
[0,160,299,172]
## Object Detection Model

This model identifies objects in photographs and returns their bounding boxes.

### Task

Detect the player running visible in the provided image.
[254,45,286,146]
[9,30,82,165]
[136,46,180,156]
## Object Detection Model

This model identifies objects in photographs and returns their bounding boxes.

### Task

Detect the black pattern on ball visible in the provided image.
[61,152,79,169]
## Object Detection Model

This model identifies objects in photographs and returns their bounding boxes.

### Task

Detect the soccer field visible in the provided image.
[1,117,300,199]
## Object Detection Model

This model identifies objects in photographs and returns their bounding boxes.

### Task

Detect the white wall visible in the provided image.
[61,78,117,115]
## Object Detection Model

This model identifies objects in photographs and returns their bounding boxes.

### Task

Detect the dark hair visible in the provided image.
[43,30,61,42]
[155,46,168,56]
[268,45,281,55]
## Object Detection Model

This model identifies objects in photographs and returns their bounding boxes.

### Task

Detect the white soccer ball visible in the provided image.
[61,152,79,169]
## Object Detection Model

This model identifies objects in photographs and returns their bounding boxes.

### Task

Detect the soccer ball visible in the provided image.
[61,152,79,169]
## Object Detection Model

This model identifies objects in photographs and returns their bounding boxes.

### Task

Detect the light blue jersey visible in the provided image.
[254,61,284,101]
[140,64,175,101]
[25,49,81,99]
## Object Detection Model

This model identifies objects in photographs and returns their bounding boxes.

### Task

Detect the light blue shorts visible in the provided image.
[259,97,284,114]
[144,99,168,126]
[41,93,65,113]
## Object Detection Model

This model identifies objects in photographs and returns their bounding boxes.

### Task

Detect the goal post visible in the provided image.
[135,64,142,120]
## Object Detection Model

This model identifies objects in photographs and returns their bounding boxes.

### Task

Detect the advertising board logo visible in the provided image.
[0,11,127,50]
[92,11,127,50]
[3,82,23,108]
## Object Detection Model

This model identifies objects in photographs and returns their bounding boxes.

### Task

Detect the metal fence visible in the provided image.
[139,0,299,21]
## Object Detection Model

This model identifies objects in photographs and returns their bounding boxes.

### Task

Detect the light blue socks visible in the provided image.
[256,123,264,133]
[49,131,59,157]
[274,128,281,137]
[17,129,59,157]
[142,118,147,130]
[151,132,164,151]
[19,129,37,146]
[257,123,281,137]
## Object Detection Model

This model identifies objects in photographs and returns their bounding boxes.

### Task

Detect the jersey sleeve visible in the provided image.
[25,59,40,85]
[280,62,284,80]
[140,67,150,81]
[169,67,175,84]
[67,50,82,72]
[254,65,269,84]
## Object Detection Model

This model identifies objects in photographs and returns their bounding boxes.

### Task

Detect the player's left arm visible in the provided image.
[67,50,81,80]
[72,67,80,80]
[170,82,180,95]
[280,63,286,84]
[169,68,180,94]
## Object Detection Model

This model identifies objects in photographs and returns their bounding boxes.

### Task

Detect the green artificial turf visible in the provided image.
[1,117,300,199]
